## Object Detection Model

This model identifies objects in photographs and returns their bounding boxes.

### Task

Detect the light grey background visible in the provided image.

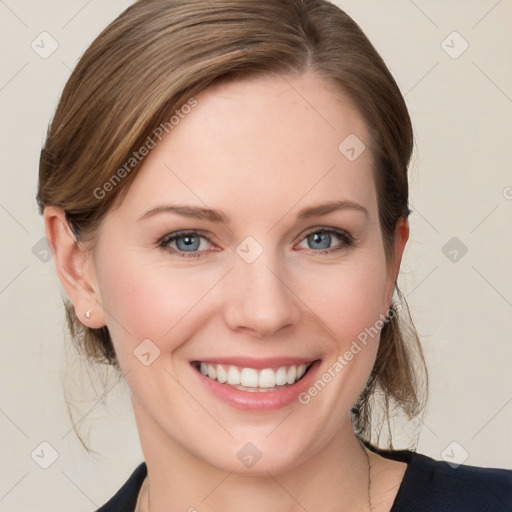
[1,1,511,510]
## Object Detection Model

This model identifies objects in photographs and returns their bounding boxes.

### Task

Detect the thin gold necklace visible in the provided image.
[359,439,375,511]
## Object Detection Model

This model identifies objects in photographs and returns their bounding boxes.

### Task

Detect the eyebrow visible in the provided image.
[137,200,368,223]
[137,205,229,223]
[297,200,368,220]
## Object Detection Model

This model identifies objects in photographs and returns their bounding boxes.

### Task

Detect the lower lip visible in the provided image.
[193,360,321,412]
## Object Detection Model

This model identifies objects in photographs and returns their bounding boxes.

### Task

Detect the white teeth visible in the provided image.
[286,366,297,385]
[207,364,217,380]
[227,366,241,385]
[275,367,288,386]
[297,364,307,379]
[240,368,258,387]
[196,362,312,389]
[259,368,275,388]
[216,365,228,383]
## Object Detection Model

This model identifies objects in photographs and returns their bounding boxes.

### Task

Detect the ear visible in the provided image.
[43,206,106,328]
[383,216,409,312]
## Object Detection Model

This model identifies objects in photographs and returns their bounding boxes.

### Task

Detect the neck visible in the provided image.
[133,401,372,512]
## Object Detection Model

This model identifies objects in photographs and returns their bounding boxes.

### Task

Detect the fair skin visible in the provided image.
[45,71,409,512]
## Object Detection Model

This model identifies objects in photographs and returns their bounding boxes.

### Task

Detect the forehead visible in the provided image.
[115,71,376,223]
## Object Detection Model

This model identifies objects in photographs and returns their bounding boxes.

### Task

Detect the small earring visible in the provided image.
[85,311,92,319]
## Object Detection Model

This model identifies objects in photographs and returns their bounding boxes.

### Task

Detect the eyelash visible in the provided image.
[157,230,212,259]
[157,227,355,258]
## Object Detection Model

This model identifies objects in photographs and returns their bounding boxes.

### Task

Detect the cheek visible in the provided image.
[293,249,388,346]
[95,250,226,365]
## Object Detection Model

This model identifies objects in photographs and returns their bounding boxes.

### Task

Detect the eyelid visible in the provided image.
[295,226,353,243]
[157,229,217,257]
[158,229,211,244]
[300,225,351,236]
[293,226,355,252]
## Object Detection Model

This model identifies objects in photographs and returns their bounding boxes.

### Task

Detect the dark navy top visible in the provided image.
[96,446,512,511]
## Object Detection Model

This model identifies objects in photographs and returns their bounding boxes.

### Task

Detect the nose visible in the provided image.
[222,251,301,338]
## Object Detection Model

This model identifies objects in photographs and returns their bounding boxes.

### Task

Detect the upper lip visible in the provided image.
[190,356,318,370]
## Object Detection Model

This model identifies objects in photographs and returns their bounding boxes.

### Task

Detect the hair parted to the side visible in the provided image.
[37,0,428,450]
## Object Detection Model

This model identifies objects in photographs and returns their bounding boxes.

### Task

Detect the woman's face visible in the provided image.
[88,71,407,474]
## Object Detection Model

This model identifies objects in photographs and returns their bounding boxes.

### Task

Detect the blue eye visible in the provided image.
[158,228,353,258]
[159,231,211,256]
[297,229,353,252]
[175,234,201,251]
[307,232,332,250]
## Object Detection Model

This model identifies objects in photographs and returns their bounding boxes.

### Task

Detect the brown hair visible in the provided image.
[37,0,427,449]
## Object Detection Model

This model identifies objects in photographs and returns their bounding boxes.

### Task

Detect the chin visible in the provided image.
[196,429,314,476]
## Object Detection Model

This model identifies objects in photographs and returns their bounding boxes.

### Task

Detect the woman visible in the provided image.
[37,0,512,511]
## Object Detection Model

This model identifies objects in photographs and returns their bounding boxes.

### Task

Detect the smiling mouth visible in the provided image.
[191,361,316,392]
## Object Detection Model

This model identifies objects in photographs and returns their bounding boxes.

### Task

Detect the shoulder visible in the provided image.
[96,462,147,512]
[374,446,512,512]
